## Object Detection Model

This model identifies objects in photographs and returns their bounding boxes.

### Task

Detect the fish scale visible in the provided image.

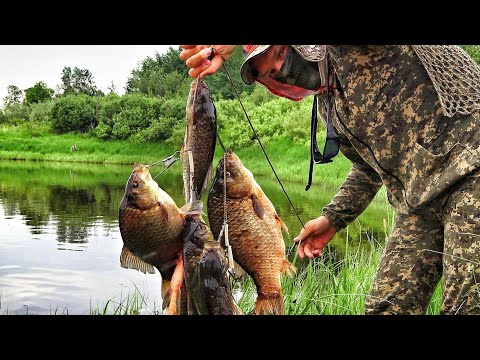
[182,78,217,203]
[182,213,243,315]
[207,151,296,315]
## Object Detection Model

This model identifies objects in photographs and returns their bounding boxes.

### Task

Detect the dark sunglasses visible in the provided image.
[311,95,340,164]
[305,82,340,191]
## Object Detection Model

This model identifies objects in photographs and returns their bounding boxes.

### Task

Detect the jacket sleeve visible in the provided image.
[321,130,383,230]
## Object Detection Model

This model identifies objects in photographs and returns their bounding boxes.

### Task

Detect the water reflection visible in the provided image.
[0,159,392,314]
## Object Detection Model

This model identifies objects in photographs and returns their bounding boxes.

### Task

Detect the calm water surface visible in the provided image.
[0,159,391,314]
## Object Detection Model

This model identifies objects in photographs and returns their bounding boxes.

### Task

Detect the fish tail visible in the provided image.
[281,259,297,278]
[255,291,284,315]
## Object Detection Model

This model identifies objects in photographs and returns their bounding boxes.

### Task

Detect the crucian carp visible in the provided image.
[207,151,296,315]
[182,212,243,315]
[182,78,217,203]
[118,163,202,314]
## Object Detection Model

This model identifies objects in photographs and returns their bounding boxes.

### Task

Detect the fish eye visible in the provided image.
[132,181,139,188]
[225,171,231,177]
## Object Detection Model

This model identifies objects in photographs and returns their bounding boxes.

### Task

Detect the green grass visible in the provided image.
[0,244,446,315]
[236,242,443,315]
[0,126,445,315]
[0,126,350,187]
[81,243,444,316]
[89,286,162,315]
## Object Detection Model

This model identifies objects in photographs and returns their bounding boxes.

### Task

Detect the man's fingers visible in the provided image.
[179,46,204,61]
[294,224,314,243]
[199,57,223,78]
[304,242,314,259]
[184,47,211,68]
[298,242,305,259]
[312,249,322,257]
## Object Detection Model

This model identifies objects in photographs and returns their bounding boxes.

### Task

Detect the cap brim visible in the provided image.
[240,45,271,85]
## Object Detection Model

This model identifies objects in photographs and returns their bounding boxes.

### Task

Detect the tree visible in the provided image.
[60,66,98,96]
[24,82,54,104]
[202,46,256,100]
[108,81,117,95]
[126,46,190,97]
[3,85,24,107]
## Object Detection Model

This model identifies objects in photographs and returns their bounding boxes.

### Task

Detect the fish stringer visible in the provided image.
[150,150,181,180]
[211,46,306,265]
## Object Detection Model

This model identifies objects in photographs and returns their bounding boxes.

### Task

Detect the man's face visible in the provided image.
[250,45,289,80]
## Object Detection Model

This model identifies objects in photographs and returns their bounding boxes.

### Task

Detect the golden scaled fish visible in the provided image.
[118,163,202,314]
[182,78,217,203]
[182,212,243,315]
[207,151,296,315]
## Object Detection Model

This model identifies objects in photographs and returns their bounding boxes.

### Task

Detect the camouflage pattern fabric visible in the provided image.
[365,169,480,314]
[310,45,480,314]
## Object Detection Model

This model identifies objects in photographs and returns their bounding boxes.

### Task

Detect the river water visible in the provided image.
[0,159,392,314]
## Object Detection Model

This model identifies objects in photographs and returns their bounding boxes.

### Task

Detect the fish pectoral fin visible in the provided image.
[179,199,204,216]
[275,213,289,236]
[251,193,265,219]
[162,280,172,311]
[281,259,297,277]
[231,260,248,279]
[180,143,185,161]
[120,246,156,274]
[156,199,169,222]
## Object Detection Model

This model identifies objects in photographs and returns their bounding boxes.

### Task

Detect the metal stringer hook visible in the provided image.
[151,150,181,180]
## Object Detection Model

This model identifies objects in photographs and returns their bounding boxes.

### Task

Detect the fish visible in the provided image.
[118,163,202,314]
[181,77,217,203]
[207,151,296,315]
[182,212,243,315]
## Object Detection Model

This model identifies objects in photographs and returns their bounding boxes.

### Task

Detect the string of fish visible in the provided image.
[210,47,305,263]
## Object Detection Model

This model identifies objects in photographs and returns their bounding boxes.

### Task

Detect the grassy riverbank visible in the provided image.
[87,243,443,315]
[0,125,445,315]
[0,125,351,186]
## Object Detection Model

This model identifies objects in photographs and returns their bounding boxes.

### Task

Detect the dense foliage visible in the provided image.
[1,45,480,147]
[24,82,54,104]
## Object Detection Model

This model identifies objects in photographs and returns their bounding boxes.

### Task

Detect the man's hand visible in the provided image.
[179,45,236,78]
[293,216,337,259]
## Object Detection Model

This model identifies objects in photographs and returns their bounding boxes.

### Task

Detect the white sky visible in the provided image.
[0,45,177,103]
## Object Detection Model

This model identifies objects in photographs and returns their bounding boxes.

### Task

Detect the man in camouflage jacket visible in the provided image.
[180,45,480,315]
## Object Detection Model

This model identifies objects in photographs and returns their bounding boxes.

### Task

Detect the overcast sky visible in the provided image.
[0,45,177,103]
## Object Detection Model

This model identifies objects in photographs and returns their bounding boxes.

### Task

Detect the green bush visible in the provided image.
[2,103,31,125]
[28,100,55,123]
[110,94,163,140]
[282,98,314,145]
[51,94,96,134]
[164,120,185,149]
[461,45,480,65]
[129,116,179,143]
[214,95,311,149]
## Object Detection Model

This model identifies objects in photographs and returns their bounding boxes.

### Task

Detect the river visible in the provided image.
[0,159,392,314]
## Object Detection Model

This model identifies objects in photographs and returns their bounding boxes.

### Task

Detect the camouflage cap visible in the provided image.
[240,45,272,85]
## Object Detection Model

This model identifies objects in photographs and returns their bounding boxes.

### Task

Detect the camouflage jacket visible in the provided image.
[310,45,480,230]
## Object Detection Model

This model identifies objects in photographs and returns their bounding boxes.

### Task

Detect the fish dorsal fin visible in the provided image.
[198,162,214,199]
[179,199,204,216]
[120,246,156,274]
[251,192,265,220]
